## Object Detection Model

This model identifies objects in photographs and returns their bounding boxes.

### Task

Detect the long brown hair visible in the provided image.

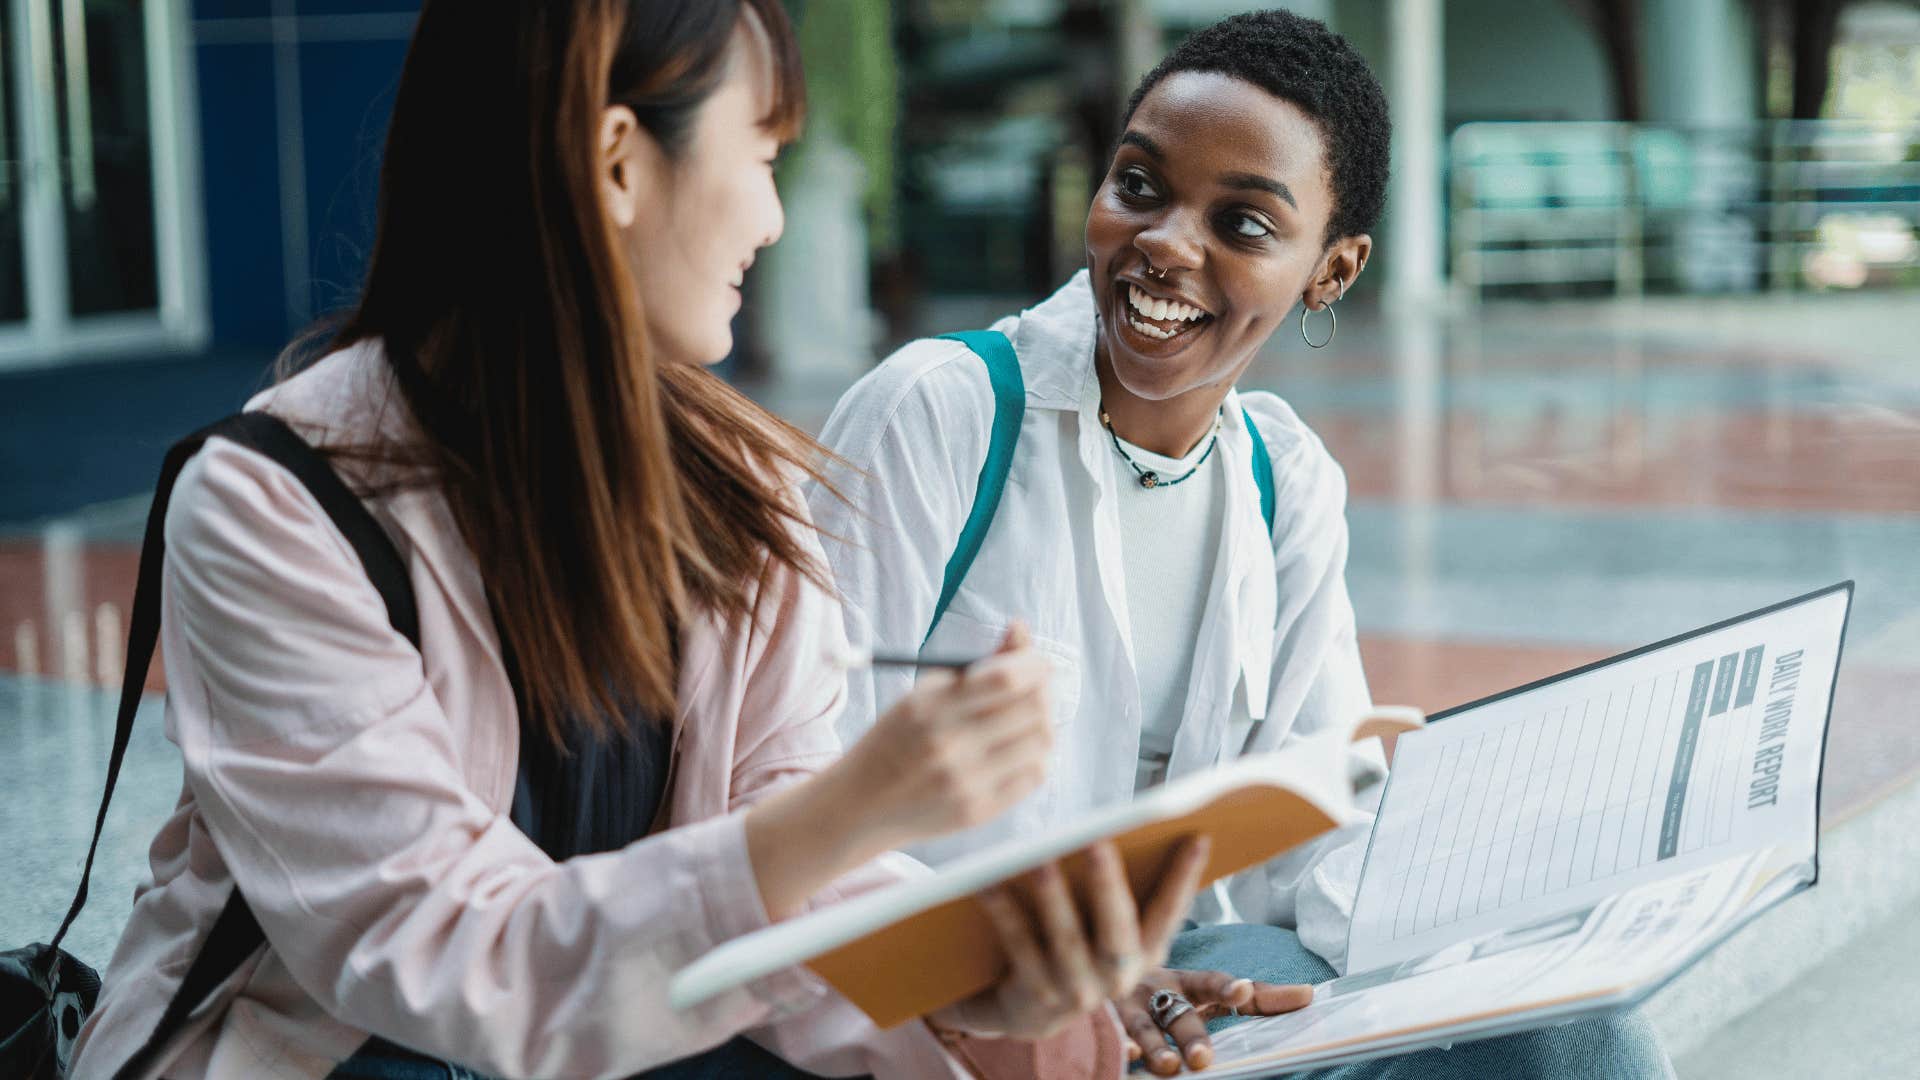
[332,0,823,742]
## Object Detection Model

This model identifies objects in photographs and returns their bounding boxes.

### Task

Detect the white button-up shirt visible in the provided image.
[808,270,1379,971]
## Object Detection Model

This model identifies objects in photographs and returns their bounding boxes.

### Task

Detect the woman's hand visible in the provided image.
[837,622,1056,850]
[1116,968,1313,1075]
[746,624,1052,919]
[927,836,1211,1042]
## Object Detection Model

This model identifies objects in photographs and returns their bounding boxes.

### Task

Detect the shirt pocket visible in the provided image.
[921,606,1083,729]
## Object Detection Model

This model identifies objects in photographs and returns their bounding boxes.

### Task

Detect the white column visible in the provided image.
[1643,0,1759,292]
[1116,0,1161,103]
[1386,0,1445,306]
[752,130,875,380]
[1644,0,1755,127]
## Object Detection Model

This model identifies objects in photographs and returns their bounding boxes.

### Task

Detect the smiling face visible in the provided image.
[1086,71,1369,434]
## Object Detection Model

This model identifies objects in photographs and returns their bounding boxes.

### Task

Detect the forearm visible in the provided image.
[743,753,899,920]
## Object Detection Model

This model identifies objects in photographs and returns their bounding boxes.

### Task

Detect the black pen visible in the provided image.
[828,645,988,671]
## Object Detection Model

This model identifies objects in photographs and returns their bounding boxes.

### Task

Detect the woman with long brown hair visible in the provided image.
[66,2,1198,1077]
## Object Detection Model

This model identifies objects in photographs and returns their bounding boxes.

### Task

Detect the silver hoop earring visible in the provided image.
[1300,280,1345,349]
[1301,299,1337,349]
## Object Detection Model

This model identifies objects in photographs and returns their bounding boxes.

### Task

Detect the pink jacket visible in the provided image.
[67,344,1120,1080]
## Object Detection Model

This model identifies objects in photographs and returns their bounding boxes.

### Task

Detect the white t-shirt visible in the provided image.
[1110,425,1227,793]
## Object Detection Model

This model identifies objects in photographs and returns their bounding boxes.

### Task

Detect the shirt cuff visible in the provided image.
[693,810,831,1017]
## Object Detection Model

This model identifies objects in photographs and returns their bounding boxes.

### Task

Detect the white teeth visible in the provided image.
[1128,284,1207,324]
[1128,315,1174,339]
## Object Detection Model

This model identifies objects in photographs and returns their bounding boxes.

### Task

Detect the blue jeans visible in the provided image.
[1163,924,1675,1080]
[328,1034,839,1080]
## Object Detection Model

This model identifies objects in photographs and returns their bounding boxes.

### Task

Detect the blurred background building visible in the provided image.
[2,4,1917,1075]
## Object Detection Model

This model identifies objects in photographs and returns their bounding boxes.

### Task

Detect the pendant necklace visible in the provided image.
[1097,405,1223,489]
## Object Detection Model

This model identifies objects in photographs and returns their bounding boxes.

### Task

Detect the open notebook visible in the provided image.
[1201,582,1853,1077]
[668,709,1424,1028]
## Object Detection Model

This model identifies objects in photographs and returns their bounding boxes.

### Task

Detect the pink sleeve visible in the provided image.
[161,439,824,1078]
[710,537,1125,1078]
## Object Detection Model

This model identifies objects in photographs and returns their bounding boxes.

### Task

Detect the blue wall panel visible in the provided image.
[298,38,409,320]
[193,1,273,20]
[190,1,418,346]
[193,41,288,347]
[294,0,420,14]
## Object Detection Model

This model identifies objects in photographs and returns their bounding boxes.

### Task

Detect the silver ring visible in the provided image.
[1148,989,1196,1029]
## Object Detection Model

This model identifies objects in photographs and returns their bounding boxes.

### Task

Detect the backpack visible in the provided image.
[923,330,1277,644]
[0,412,420,1080]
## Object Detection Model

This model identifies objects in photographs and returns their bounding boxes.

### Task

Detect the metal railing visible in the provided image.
[1449,121,1920,298]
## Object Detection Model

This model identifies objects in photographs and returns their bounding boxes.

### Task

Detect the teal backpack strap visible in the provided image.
[1243,407,1277,536]
[925,330,1025,646]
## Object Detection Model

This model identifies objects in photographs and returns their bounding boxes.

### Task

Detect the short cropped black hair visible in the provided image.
[1122,9,1390,244]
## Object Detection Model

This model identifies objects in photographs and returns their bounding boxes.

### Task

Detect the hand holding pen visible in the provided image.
[829,621,1055,849]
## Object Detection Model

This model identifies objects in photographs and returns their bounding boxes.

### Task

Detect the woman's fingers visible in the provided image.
[1139,836,1212,960]
[995,619,1033,653]
[975,886,1056,1009]
[1246,981,1315,1015]
[1159,1000,1215,1072]
[978,695,1054,759]
[949,670,1048,724]
[1118,999,1180,1076]
[1079,841,1146,998]
[1027,862,1104,1011]
[1172,968,1246,1016]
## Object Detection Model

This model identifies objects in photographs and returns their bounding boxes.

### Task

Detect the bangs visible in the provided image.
[747,0,807,142]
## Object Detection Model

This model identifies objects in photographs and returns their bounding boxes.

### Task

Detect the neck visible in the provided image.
[1094,347,1233,457]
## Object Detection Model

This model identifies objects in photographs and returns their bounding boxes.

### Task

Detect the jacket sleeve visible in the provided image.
[1226,406,1380,973]
[688,490,1124,1080]
[161,439,824,1080]
[804,339,994,754]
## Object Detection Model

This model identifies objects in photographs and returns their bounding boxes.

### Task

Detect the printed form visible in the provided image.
[1344,587,1846,973]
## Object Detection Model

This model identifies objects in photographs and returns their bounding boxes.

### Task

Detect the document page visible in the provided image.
[1345,585,1848,973]
[1208,852,1778,1079]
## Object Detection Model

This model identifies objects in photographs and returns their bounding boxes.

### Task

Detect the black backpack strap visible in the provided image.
[42,411,421,1080]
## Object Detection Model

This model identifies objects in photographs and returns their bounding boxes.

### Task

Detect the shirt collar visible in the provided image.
[1010,269,1102,409]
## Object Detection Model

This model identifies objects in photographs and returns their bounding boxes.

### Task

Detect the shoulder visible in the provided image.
[165,434,342,566]
[247,341,406,448]
[160,434,396,674]
[1237,388,1349,518]
[819,335,1000,465]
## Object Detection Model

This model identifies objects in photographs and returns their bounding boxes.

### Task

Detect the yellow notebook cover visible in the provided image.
[670,709,1422,1028]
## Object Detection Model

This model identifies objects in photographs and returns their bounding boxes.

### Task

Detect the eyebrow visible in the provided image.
[1118,131,1164,160]
[1116,131,1299,211]
[1222,171,1298,210]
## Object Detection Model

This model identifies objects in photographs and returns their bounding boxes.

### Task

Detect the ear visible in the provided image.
[1305,234,1373,310]
[599,105,662,229]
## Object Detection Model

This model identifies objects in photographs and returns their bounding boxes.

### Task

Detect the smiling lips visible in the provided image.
[1123,282,1213,341]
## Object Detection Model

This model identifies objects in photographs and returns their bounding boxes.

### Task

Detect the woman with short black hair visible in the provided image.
[815,10,1673,1077]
